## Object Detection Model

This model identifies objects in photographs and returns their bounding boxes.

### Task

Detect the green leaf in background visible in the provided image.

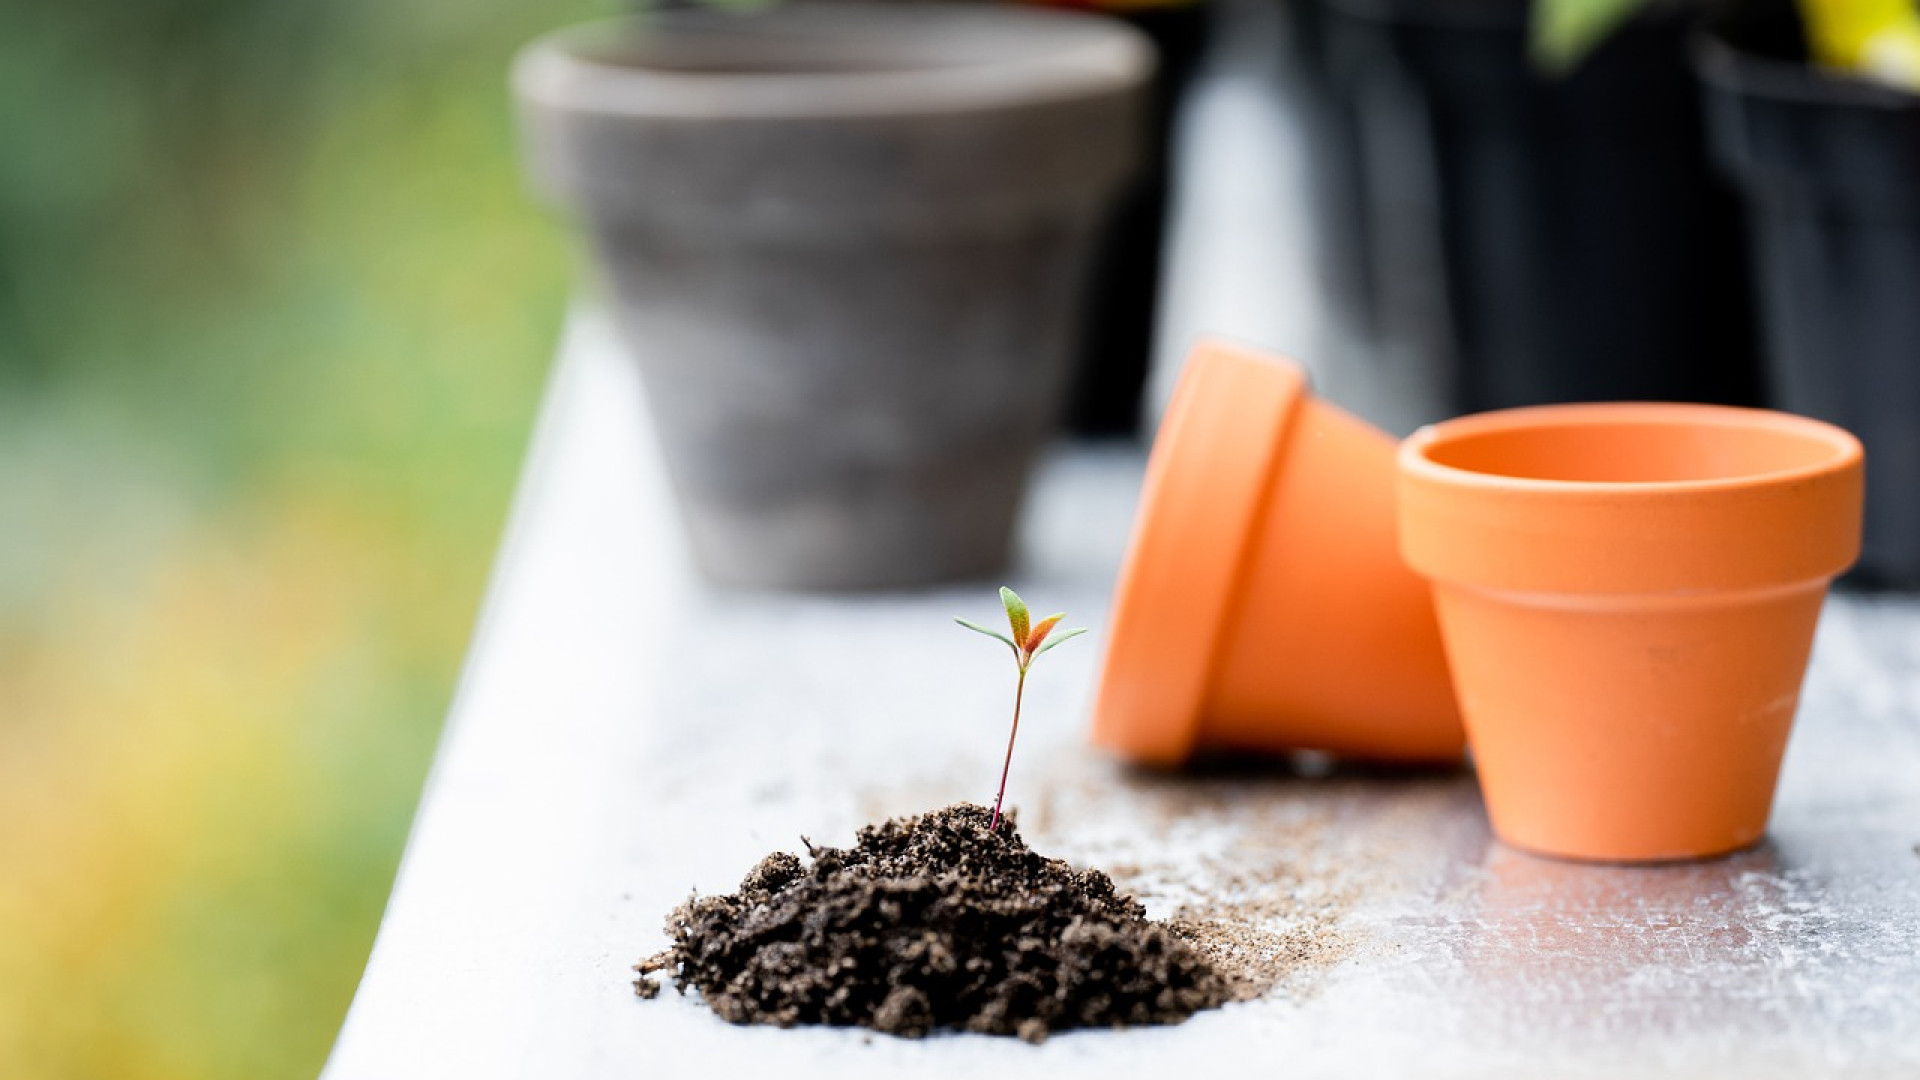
[1531,0,1653,72]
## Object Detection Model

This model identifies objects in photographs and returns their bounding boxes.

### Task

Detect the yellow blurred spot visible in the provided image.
[1803,0,1920,88]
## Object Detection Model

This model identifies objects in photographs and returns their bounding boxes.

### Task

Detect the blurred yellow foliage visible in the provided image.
[1803,0,1920,88]
[0,490,480,1078]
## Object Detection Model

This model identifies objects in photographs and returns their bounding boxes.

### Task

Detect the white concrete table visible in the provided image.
[324,311,1920,1080]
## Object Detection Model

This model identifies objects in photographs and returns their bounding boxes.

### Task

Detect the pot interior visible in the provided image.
[1421,410,1856,485]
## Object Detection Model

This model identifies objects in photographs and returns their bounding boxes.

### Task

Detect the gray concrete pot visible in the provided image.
[514,2,1150,590]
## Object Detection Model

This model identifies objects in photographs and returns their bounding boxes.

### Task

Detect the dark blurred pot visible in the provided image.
[1279,0,1384,365]
[515,3,1149,589]
[1061,1,1210,437]
[1698,0,1920,589]
[1315,0,1763,415]
[1282,0,1449,435]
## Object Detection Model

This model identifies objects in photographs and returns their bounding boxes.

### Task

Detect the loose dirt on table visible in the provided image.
[633,803,1239,1042]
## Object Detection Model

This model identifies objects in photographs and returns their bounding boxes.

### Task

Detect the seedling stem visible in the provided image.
[955,587,1087,832]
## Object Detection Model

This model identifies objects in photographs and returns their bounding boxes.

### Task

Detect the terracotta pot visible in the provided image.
[515,3,1149,589]
[1398,403,1864,862]
[1090,340,1464,766]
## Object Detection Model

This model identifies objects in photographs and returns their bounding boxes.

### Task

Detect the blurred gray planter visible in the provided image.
[515,2,1150,589]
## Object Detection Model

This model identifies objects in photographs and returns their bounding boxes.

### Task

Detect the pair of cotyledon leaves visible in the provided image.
[955,586,1087,673]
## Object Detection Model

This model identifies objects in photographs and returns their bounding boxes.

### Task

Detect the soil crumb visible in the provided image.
[634,803,1233,1042]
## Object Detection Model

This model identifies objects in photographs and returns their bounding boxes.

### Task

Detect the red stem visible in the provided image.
[989,666,1027,832]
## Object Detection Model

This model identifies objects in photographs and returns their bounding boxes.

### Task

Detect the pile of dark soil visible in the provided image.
[634,803,1232,1042]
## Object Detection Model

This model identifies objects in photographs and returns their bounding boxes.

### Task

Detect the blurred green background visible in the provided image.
[0,0,598,1075]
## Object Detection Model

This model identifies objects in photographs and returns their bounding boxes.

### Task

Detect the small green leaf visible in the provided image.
[1031,626,1087,659]
[955,617,1018,651]
[999,586,1030,646]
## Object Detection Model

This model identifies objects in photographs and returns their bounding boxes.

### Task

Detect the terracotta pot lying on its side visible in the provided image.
[1092,340,1465,767]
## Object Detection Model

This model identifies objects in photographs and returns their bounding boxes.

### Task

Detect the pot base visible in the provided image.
[1489,832,1768,866]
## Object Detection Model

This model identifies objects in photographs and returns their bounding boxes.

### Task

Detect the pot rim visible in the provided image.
[514,3,1152,121]
[1316,0,1696,33]
[1091,340,1309,765]
[1398,402,1864,594]
[1401,401,1862,497]
[1693,31,1920,111]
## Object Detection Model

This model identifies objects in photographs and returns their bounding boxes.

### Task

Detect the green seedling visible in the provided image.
[956,586,1088,832]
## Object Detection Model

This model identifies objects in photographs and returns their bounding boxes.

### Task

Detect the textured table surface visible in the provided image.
[323,312,1920,1080]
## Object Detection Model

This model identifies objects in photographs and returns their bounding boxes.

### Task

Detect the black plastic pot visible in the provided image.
[1065,2,1211,437]
[1312,0,1763,416]
[1697,0,1920,589]
[1278,0,1383,357]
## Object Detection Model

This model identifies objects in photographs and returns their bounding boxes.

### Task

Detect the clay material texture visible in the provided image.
[515,3,1150,589]
[1399,402,1864,861]
[1093,340,1462,766]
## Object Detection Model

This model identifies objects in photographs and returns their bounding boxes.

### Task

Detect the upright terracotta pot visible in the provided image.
[1398,403,1864,862]
[1091,340,1464,765]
